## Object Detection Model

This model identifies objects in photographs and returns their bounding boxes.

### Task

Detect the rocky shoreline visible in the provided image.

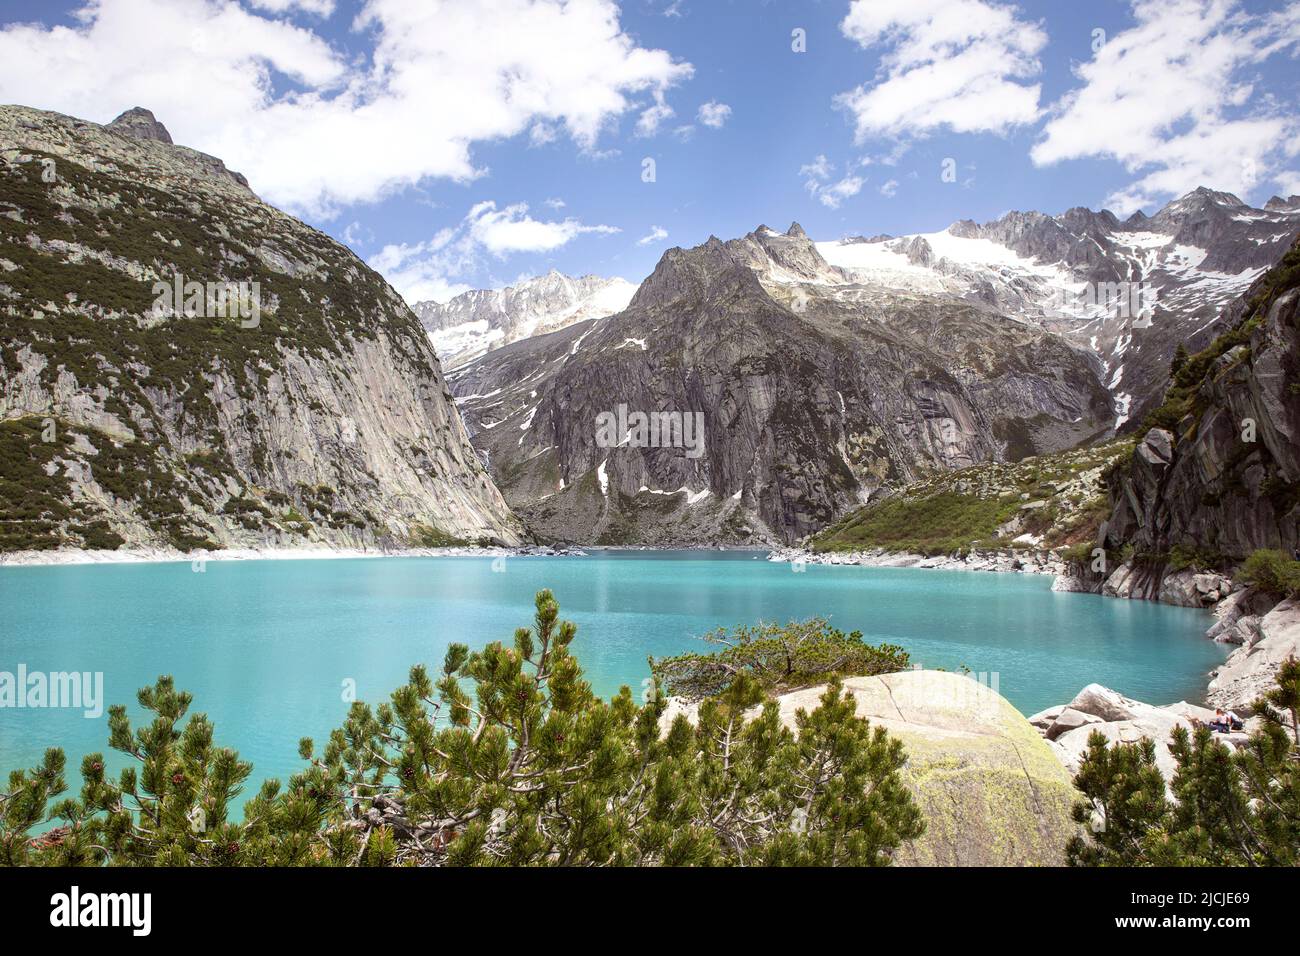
[767,546,1298,713]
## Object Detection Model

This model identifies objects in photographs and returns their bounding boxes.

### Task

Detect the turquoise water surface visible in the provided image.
[0,551,1227,795]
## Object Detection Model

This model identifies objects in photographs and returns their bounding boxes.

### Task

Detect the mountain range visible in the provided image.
[413,271,636,369]
[2,104,1296,560]
[447,192,1298,545]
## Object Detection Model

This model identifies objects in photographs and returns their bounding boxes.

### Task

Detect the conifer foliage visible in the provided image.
[1,590,924,866]
[1067,657,1300,866]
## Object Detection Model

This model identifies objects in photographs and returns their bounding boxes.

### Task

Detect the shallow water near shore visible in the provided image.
[0,550,1227,794]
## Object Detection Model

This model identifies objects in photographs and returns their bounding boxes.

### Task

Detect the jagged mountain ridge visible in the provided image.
[0,105,521,552]
[821,188,1300,429]
[450,222,1114,545]
[413,270,636,369]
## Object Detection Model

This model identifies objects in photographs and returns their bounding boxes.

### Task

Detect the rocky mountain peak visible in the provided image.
[786,221,808,239]
[107,106,173,144]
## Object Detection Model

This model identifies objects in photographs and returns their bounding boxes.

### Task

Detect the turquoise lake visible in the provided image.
[0,551,1228,795]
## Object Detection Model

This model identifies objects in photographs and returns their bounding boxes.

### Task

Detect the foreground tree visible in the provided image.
[1067,657,1300,866]
[1,590,923,866]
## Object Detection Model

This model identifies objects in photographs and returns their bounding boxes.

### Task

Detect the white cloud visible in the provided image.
[817,176,865,209]
[637,225,669,245]
[1275,171,1300,197]
[0,0,693,218]
[467,200,619,256]
[543,197,566,209]
[697,100,731,127]
[247,0,336,15]
[636,91,676,137]
[835,0,1046,140]
[800,154,834,184]
[370,201,618,304]
[1032,0,1300,214]
[879,179,899,198]
[799,155,864,209]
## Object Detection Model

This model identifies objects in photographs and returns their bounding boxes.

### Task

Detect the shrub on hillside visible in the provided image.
[1237,549,1300,598]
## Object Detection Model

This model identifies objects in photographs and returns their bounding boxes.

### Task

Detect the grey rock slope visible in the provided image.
[451,223,1113,545]
[413,270,636,369]
[0,105,521,552]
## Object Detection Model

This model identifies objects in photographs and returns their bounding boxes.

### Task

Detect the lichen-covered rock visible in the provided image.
[666,671,1081,866]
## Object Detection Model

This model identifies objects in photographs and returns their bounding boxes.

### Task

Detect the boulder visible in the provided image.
[664,671,1081,866]
[1025,705,1064,731]
[1044,707,1103,740]
[1065,683,1145,722]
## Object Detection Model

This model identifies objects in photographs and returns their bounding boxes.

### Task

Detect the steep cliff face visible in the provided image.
[451,224,1113,545]
[0,105,521,552]
[1100,237,1300,596]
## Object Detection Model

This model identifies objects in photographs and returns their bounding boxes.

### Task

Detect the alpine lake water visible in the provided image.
[0,550,1229,798]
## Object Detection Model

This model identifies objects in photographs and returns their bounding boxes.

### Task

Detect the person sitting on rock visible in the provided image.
[1209,708,1230,733]
[1224,709,1243,731]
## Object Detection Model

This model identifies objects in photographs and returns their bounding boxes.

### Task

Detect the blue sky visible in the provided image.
[2,0,1298,302]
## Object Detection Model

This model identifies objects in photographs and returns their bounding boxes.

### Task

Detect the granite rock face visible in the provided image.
[1034,684,1250,786]
[1207,599,1300,711]
[0,105,522,553]
[452,224,1114,544]
[1100,237,1300,595]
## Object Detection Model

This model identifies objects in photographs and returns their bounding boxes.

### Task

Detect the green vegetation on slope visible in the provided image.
[1237,549,1300,599]
[1139,239,1300,442]
[811,439,1131,556]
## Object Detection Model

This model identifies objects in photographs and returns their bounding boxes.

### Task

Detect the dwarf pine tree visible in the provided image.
[1,590,924,867]
[1068,657,1300,866]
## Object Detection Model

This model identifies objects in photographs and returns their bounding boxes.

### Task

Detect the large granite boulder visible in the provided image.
[665,670,1081,866]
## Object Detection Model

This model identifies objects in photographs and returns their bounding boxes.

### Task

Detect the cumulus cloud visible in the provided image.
[637,225,669,245]
[697,100,731,127]
[835,0,1046,140]
[0,0,693,217]
[879,178,899,198]
[1032,0,1300,214]
[466,201,619,256]
[369,201,618,304]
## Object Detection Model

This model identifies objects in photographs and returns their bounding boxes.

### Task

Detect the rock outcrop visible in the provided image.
[1030,683,1252,785]
[664,670,1081,866]
[1100,237,1300,592]
[1207,598,1300,711]
[0,105,522,553]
